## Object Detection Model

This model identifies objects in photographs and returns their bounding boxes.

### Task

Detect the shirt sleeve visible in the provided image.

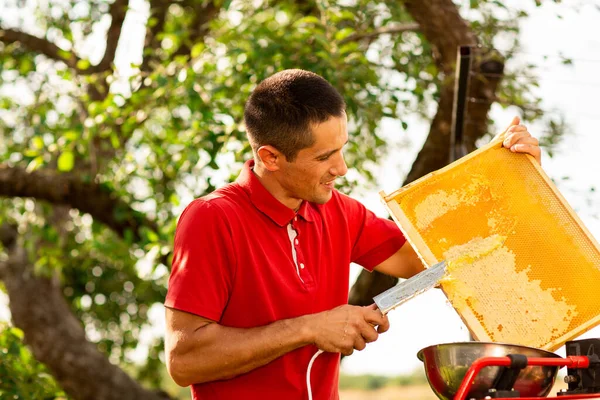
[337,192,406,271]
[164,199,236,322]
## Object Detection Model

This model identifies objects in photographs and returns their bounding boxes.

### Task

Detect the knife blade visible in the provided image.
[373,260,448,315]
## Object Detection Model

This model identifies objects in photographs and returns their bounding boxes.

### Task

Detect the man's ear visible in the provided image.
[256,145,283,172]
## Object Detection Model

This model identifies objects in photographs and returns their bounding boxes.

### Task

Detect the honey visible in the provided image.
[381,140,600,351]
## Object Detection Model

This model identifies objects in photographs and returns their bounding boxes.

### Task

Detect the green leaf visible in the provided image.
[561,57,573,65]
[295,16,321,26]
[64,130,79,141]
[191,43,205,58]
[76,59,91,70]
[110,133,121,149]
[169,193,180,206]
[123,228,134,244]
[57,151,75,172]
[57,49,72,60]
[32,136,44,150]
[145,228,159,243]
[335,27,355,41]
[23,149,39,157]
[9,327,24,340]
[18,58,34,75]
[26,156,44,172]
[339,10,356,21]
[147,16,158,28]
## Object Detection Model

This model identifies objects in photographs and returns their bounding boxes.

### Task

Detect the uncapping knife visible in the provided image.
[373,260,447,315]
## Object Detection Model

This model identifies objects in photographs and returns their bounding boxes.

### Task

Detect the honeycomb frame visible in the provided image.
[381,138,600,351]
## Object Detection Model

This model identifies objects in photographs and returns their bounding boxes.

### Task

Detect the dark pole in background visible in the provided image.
[450,46,472,163]
[451,46,476,342]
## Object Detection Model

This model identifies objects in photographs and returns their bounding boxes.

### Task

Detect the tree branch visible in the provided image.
[172,0,220,58]
[84,0,130,101]
[1,0,129,76]
[294,0,321,17]
[141,0,220,71]
[349,0,504,308]
[0,28,80,69]
[86,0,130,74]
[0,165,157,242]
[141,0,170,72]
[402,0,477,73]
[339,22,420,45]
[0,226,171,400]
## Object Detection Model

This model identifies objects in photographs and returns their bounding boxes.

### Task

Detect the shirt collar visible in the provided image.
[237,160,314,226]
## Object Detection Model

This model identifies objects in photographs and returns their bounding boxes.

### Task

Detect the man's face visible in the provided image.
[277,114,349,205]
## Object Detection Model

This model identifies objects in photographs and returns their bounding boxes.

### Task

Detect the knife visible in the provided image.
[373,260,448,315]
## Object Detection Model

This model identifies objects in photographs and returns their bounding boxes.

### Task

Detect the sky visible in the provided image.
[342,1,600,375]
[1,0,600,380]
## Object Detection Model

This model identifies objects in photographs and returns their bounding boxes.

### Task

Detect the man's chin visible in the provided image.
[312,190,334,205]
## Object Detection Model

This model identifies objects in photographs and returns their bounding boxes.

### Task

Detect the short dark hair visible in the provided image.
[244,69,346,162]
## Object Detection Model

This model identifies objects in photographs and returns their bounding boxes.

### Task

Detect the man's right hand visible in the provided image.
[165,304,389,386]
[308,304,389,356]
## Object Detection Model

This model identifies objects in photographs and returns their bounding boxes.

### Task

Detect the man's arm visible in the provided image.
[165,303,389,387]
[373,242,424,278]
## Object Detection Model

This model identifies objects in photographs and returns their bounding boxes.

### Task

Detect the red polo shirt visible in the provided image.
[165,160,405,399]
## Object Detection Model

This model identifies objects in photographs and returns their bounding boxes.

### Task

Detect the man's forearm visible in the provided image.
[167,314,314,386]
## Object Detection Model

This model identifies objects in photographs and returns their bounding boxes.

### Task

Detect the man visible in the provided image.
[164,69,541,399]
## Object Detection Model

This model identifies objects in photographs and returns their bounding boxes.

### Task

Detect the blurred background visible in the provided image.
[0,0,598,399]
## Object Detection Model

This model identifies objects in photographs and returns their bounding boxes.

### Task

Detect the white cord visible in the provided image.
[306,349,324,400]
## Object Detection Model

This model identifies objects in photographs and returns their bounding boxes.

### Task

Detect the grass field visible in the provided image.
[339,378,570,399]
[340,385,438,400]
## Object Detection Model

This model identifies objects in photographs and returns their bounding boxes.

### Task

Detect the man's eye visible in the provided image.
[318,155,331,161]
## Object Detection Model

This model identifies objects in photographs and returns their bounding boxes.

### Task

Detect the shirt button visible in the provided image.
[295,239,299,245]
[300,263,305,269]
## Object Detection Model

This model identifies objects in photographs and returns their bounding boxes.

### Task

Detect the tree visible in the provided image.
[0,324,67,399]
[0,0,565,398]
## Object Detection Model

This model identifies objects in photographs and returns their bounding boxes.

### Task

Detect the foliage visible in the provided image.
[0,0,574,395]
[338,369,428,390]
[0,325,68,399]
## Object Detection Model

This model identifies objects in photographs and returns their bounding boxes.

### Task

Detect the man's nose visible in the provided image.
[331,154,348,177]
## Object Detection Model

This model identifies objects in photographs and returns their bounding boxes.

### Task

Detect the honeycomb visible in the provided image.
[381,139,600,351]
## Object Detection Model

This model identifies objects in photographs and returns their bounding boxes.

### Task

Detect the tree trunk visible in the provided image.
[0,225,173,400]
[349,0,505,307]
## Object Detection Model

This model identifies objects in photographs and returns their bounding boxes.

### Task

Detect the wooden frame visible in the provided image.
[380,138,600,351]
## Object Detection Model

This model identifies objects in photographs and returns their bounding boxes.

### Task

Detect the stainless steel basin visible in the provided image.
[417,342,561,400]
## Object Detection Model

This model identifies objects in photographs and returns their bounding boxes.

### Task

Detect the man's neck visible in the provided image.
[253,162,302,212]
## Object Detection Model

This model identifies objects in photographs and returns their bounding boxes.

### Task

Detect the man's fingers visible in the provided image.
[364,303,383,317]
[342,347,354,356]
[505,116,520,132]
[360,323,379,343]
[364,308,386,326]
[503,131,538,148]
[510,143,541,157]
[354,335,367,351]
[315,305,389,355]
[348,304,389,345]
[501,126,528,143]
[376,317,390,334]
[512,137,539,147]
[506,125,528,134]
[365,312,390,336]
[493,116,522,142]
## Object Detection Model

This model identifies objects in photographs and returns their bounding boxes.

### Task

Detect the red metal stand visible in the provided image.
[454,356,600,400]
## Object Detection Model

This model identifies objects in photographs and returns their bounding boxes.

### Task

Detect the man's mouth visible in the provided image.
[321,179,335,189]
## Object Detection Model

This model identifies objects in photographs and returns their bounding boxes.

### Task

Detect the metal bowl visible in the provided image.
[417,342,561,400]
